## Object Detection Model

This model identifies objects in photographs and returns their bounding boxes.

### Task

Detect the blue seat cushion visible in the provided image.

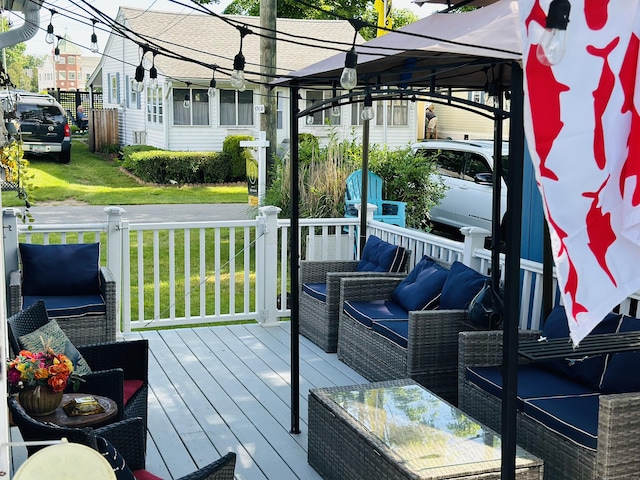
[23,294,107,318]
[600,315,640,393]
[372,320,408,348]
[523,394,600,450]
[391,256,448,312]
[439,261,488,310]
[356,235,408,273]
[466,364,596,410]
[538,306,623,390]
[302,282,327,303]
[343,299,408,328]
[19,243,101,296]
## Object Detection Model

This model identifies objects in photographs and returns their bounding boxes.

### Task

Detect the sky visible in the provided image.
[13,0,442,58]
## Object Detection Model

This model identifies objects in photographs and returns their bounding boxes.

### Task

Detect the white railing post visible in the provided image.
[256,206,281,326]
[104,207,126,336]
[3,208,19,313]
[460,226,491,270]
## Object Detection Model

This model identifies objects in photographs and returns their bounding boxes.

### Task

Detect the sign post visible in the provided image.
[241,130,270,206]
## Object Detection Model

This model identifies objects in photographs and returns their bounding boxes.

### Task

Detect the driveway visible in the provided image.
[24,203,256,224]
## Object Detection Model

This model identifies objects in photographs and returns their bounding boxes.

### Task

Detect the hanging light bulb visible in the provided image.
[331,103,341,118]
[53,38,61,63]
[340,47,358,91]
[45,10,56,44]
[149,66,158,91]
[208,67,217,97]
[361,91,374,121]
[90,19,99,53]
[306,115,314,125]
[131,62,145,93]
[536,0,571,66]
[230,52,246,92]
[183,82,191,108]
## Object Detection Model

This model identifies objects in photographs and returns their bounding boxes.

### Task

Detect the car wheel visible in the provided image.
[58,150,71,164]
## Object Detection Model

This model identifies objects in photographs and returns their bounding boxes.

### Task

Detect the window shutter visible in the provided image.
[125,75,130,108]
[107,73,112,103]
[116,72,121,104]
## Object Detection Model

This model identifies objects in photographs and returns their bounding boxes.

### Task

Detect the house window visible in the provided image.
[147,86,163,124]
[469,91,484,103]
[277,91,284,130]
[219,89,253,126]
[67,56,75,65]
[108,73,120,104]
[58,71,66,80]
[305,90,340,126]
[376,99,408,126]
[173,88,209,126]
[69,72,76,80]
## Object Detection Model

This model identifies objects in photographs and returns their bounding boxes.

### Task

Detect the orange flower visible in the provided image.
[34,368,49,380]
[48,375,67,393]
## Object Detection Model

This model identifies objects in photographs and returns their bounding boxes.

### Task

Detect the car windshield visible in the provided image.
[17,105,63,124]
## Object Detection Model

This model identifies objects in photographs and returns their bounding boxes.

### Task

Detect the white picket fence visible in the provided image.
[6,205,638,333]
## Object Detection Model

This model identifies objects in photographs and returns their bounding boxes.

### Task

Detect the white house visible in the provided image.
[90,7,424,151]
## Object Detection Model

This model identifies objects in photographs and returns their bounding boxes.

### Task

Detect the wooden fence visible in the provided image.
[88,108,119,152]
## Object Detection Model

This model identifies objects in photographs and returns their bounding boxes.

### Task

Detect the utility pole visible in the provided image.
[260,0,277,184]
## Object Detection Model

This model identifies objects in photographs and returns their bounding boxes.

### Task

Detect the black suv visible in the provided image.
[2,92,71,164]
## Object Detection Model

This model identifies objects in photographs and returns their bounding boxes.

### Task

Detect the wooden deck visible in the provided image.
[12,322,367,479]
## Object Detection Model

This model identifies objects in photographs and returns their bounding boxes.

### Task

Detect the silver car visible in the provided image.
[412,139,509,233]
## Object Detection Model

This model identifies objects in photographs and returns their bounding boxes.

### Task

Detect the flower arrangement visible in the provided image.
[7,348,77,394]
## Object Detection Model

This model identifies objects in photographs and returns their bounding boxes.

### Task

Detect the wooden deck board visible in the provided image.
[10,322,369,479]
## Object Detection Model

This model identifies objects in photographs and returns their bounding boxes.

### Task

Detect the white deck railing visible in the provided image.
[9,204,638,333]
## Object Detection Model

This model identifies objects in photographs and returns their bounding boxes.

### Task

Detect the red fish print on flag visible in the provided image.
[520,0,640,345]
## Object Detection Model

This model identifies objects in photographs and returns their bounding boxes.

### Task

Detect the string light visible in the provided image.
[183,82,191,108]
[208,65,217,98]
[361,90,374,121]
[131,46,147,93]
[340,19,367,91]
[53,36,61,63]
[149,51,158,91]
[90,19,99,53]
[45,9,56,45]
[230,26,251,92]
[536,0,571,66]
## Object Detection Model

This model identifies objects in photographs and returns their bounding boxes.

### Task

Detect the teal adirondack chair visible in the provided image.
[344,169,406,227]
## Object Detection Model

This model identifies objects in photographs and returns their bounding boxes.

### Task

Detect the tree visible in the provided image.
[224,0,371,19]
[1,19,45,92]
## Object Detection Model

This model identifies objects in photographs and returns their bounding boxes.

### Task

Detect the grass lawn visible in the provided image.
[2,140,248,207]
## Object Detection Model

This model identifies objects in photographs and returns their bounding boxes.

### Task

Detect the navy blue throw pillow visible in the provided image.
[438,261,488,310]
[20,243,100,296]
[391,256,448,312]
[356,235,408,272]
[601,315,640,393]
[95,436,136,480]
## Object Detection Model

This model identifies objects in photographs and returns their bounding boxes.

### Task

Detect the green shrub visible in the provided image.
[223,135,253,181]
[121,145,161,165]
[122,150,228,184]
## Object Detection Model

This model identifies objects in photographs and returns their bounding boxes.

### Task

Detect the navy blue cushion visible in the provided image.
[391,256,448,312]
[302,282,327,302]
[600,315,640,393]
[343,299,408,328]
[439,261,488,310]
[20,243,101,296]
[539,306,622,390]
[372,320,408,348]
[466,364,596,410]
[523,394,600,450]
[23,294,106,318]
[356,235,408,273]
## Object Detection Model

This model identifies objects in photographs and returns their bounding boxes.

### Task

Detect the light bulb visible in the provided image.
[306,115,314,125]
[131,79,144,93]
[230,70,246,92]
[54,47,61,63]
[361,106,374,121]
[208,77,216,98]
[149,66,158,91]
[536,0,571,66]
[536,28,567,66]
[331,105,340,117]
[183,94,190,109]
[90,33,98,53]
[45,24,55,44]
[340,47,358,90]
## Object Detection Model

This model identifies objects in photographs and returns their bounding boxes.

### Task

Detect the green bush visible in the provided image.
[223,135,253,181]
[121,145,161,165]
[122,150,228,184]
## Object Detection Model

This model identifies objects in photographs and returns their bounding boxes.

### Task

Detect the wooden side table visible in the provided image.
[38,393,118,428]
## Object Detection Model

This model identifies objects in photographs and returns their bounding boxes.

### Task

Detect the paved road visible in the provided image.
[22,203,256,224]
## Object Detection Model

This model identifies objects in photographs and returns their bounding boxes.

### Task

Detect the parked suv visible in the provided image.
[411,139,508,233]
[1,92,71,164]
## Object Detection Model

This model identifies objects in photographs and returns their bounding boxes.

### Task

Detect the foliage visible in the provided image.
[7,348,78,393]
[360,7,418,41]
[98,143,120,155]
[368,145,446,230]
[222,135,253,181]
[121,149,230,184]
[4,19,44,91]
[1,138,34,225]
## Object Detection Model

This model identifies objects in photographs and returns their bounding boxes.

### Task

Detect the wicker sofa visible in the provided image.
[337,258,489,404]
[458,307,640,480]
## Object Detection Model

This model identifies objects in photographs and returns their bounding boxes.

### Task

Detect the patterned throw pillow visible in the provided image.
[19,320,92,376]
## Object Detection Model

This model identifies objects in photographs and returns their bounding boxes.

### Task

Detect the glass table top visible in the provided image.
[323,381,538,476]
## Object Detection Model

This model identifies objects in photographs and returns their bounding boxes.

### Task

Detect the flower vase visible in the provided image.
[19,388,63,416]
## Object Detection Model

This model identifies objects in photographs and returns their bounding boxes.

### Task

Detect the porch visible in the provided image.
[11,322,366,479]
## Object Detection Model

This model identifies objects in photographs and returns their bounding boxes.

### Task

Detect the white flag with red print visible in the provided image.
[520,0,640,345]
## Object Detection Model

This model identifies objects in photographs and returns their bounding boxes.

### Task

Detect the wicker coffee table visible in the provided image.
[308,379,543,480]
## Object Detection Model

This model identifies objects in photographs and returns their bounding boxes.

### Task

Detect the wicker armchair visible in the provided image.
[9,243,117,346]
[7,301,149,432]
[458,330,640,480]
[9,398,236,480]
[337,275,470,404]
